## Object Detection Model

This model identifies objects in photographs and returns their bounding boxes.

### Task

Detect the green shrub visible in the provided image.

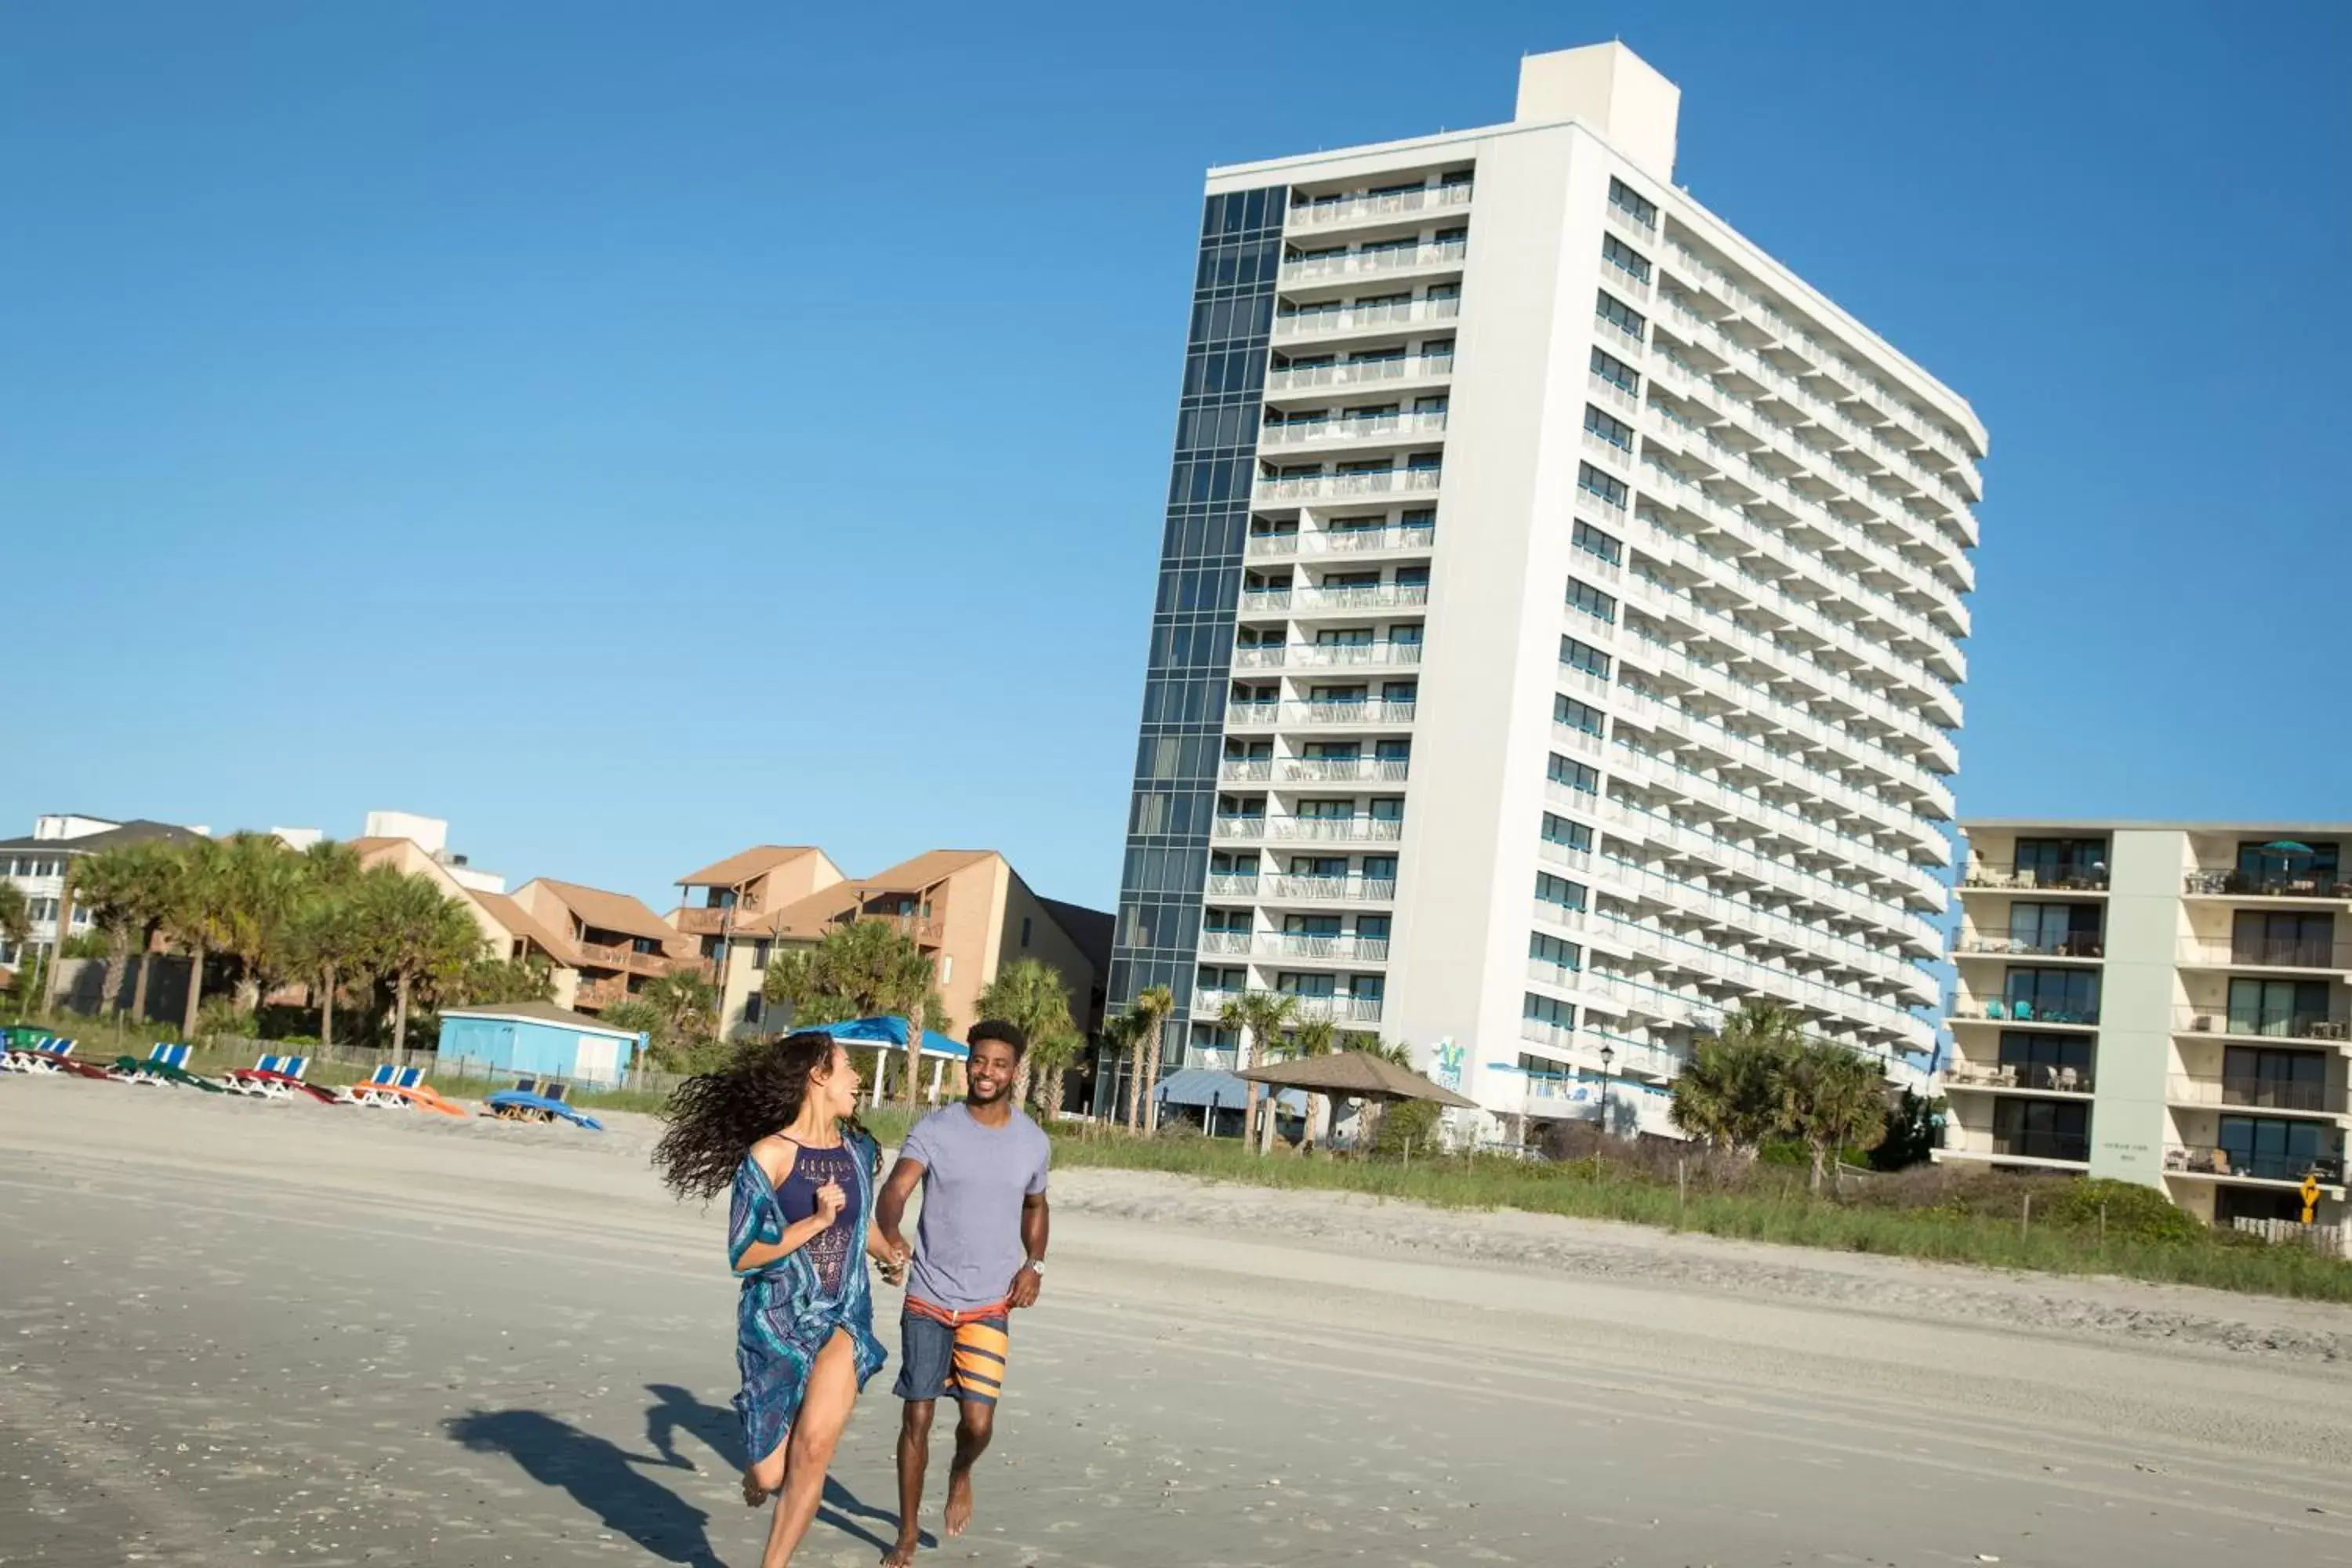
[195,999,258,1040]
[1370,1099,1440,1155]
[2039,1179,2207,1243]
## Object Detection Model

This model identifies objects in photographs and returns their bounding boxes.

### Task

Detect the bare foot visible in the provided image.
[741,1468,769,1508]
[944,1465,976,1537]
[880,1534,920,1567]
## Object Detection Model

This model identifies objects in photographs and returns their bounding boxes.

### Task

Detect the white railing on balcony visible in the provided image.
[1246,524,1437,559]
[1288,182,1473,229]
[1219,760,1274,782]
[1200,931,1254,956]
[1261,411,1450,448]
[1211,817,1269,840]
[1274,297,1461,339]
[1532,898,1587,932]
[1206,874,1261,898]
[1254,467,1443,503]
[1274,818,1405,843]
[1266,353,1454,394]
[1587,372,1639,419]
[1593,311,1646,357]
[1280,238,1467,282]
[1242,583,1432,615]
[1279,641,1422,670]
[1266,934,1391,962]
[1282,758,1411,783]
[1537,838,1593,873]
[1265,876,1397,902]
[1229,700,1417,728]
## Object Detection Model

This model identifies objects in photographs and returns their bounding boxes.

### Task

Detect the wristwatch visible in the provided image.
[1023,1259,1046,1276]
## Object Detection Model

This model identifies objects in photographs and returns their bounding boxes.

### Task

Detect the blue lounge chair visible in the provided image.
[221,1053,329,1102]
[336,1064,401,1105]
[5,1037,100,1078]
[486,1077,603,1131]
[111,1042,220,1091]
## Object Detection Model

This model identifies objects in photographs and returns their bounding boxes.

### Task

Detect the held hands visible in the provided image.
[874,1234,912,1287]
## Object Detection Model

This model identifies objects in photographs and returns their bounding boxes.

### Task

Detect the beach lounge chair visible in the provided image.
[5,1037,103,1078]
[485,1077,602,1131]
[110,1042,224,1091]
[335,1064,403,1105]
[221,1053,331,1102]
[370,1065,468,1118]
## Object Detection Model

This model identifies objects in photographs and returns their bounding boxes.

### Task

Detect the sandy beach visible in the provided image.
[7,1076,2352,1566]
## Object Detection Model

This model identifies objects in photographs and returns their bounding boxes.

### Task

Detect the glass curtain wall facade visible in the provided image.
[1107,185,1287,1076]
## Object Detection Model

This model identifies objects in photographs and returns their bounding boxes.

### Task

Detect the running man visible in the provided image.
[873,1020,1050,1566]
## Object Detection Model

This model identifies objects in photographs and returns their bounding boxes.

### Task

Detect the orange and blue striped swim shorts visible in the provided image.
[893,1296,1010,1406]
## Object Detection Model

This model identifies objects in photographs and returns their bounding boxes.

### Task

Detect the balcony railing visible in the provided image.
[1954,934,2105,960]
[1959,863,2109,892]
[1281,758,1410,782]
[2168,1074,2341,1115]
[1265,934,1390,962]
[1196,989,1385,1024]
[573,978,627,1010]
[1206,874,1261,898]
[677,899,759,936]
[1247,524,1436,559]
[1211,816,1269,840]
[1946,1062,2094,1094]
[1944,1128,2090,1163]
[1288,182,1472,229]
[2165,1144,2346,1185]
[1263,876,1396,902]
[1261,410,1450,448]
[1273,818,1405,843]
[2185,869,2352,899]
[1272,297,1461,339]
[1227,700,1418,728]
[1266,354,1454,394]
[1241,583,1432,615]
[1280,238,1468,282]
[1279,641,1425,670]
[1951,1000,2101,1027]
[1255,467,1443,503]
[2180,938,2352,971]
[2176,1007,2352,1042]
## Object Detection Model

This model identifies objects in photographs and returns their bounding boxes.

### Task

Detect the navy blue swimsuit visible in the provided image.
[772,1142,863,1298]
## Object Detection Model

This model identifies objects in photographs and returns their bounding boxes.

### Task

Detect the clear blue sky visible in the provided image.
[5,2,2346,914]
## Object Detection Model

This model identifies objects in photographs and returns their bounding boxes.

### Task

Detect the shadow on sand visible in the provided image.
[447,1385,916,1564]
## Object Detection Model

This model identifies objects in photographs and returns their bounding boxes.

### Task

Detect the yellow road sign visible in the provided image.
[2302,1174,2321,1225]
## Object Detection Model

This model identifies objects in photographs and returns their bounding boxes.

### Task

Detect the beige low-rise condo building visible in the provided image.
[676,846,1107,1044]
[1946,822,2352,1238]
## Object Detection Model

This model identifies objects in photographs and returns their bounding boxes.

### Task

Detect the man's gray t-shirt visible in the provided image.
[901,1103,1051,1312]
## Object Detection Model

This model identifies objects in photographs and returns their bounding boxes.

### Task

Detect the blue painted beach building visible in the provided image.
[437,1000,646,1087]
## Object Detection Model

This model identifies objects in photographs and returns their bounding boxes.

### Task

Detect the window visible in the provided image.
[1530,932,1581,972]
[1994,1030,2093,1091]
[1535,870,1586,911]
[1595,290,1646,342]
[1381,681,1417,706]
[1362,855,1398,880]
[1296,799,1356,820]
[1583,404,1635,452]
[753,939,772,972]
[1991,1098,2088,1163]
[1291,855,1348,877]
[1284,913,1341,937]
[2005,902,2103,958]
[1277,971,1336,998]
[2227,977,2333,1036]
[1548,754,1600,794]
[1351,975,1385,1004]
[1607,176,1657,229]
[1357,915,1392,941]
[1601,234,1652,283]
[2013,837,2108,884]
[2222,1046,2328,1112]
[1553,695,1605,736]
[1374,739,1411,762]
[1560,634,1613,680]
[1589,346,1639,394]
[2236,840,2342,880]
[1021,916,1033,949]
[1394,564,1430,588]
[2003,968,2100,1025]
[745,993,765,1025]
[1524,992,1576,1030]
[2234,909,2335,967]
[1577,461,1628,510]
[1308,684,1368,704]
[1573,518,1622,565]
[1369,797,1405,822]
[1566,577,1617,623]
[1541,813,1593,851]
[2216,1116,2339,1183]
[1399,506,1436,528]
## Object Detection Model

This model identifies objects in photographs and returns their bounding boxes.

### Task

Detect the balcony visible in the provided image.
[675,903,754,937]
[1254,467,1442,504]
[1281,758,1410,783]
[1940,1127,2089,1165]
[1263,876,1396,902]
[1228,700,1418,730]
[2168,1075,2345,1116]
[1267,353,1454,396]
[2165,1144,2346,1186]
[1206,873,1261,898]
[1287,181,1472,231]
[1197,989,1385,1024]
[2185,868,2352,900]
[2178,937,2352,973]
[578,941,680,978]
[1279,239,1467,285]
[1272,296,1461,341]
[1270,641,1424,671]
[1261,410,1450,451]
[1953,933,2105,960]
[1959,863,2110,893]
[1945,1062,2094,1094]
[1951,1000,2100,1029]
[573,978,627,1011]
[2176,1006,2352,1044]
[1220,760,1274,783]
[1272,818,1404,844]
[1262,934,1391,963]
[1240,583,1432,617]
[1246,524,1436,560]
[1211,816,1269,841]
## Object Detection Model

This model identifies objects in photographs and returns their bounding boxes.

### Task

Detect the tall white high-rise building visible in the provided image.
[1108,42,1984,1138]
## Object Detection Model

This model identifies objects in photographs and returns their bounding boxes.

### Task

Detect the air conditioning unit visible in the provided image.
[2191,1014,2213,1033]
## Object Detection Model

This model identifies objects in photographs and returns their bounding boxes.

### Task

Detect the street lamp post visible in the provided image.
[1596,1042,1616,1138]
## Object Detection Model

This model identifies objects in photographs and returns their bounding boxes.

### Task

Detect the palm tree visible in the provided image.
[1671,999,1806,1155]
[1287,1015,1341,1149]
[1098,1009,1143,1129]
[165,837,241,1038]
[71,844,153,1017]
[216,832,303,1014]
[1217,989,1298,1151]
[1127,984,1174,1134]
[286,891,364,1047]
[1778,1041,1890,1192]
[452,954,558,1007]
[762,919,940,1102]
[975,959,1079,1117]
[352,865,485,1064]
[641,967,720,1059]
[0,880,29,1000]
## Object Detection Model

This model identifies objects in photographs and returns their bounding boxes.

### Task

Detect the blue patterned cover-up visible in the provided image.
[728,1134,889,1463]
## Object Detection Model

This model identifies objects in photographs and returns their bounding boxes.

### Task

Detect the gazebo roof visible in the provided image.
[1233,1050,1478,1108]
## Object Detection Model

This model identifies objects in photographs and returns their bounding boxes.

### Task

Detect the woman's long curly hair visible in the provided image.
[652,1030,877,1202]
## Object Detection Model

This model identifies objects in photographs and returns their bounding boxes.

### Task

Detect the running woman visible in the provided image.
[653,1032,907,1568]
[874,1020,1050,1566]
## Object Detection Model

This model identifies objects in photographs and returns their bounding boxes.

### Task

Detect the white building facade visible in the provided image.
[1109,43,1984,1138]
[1948,823,2352,1240]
